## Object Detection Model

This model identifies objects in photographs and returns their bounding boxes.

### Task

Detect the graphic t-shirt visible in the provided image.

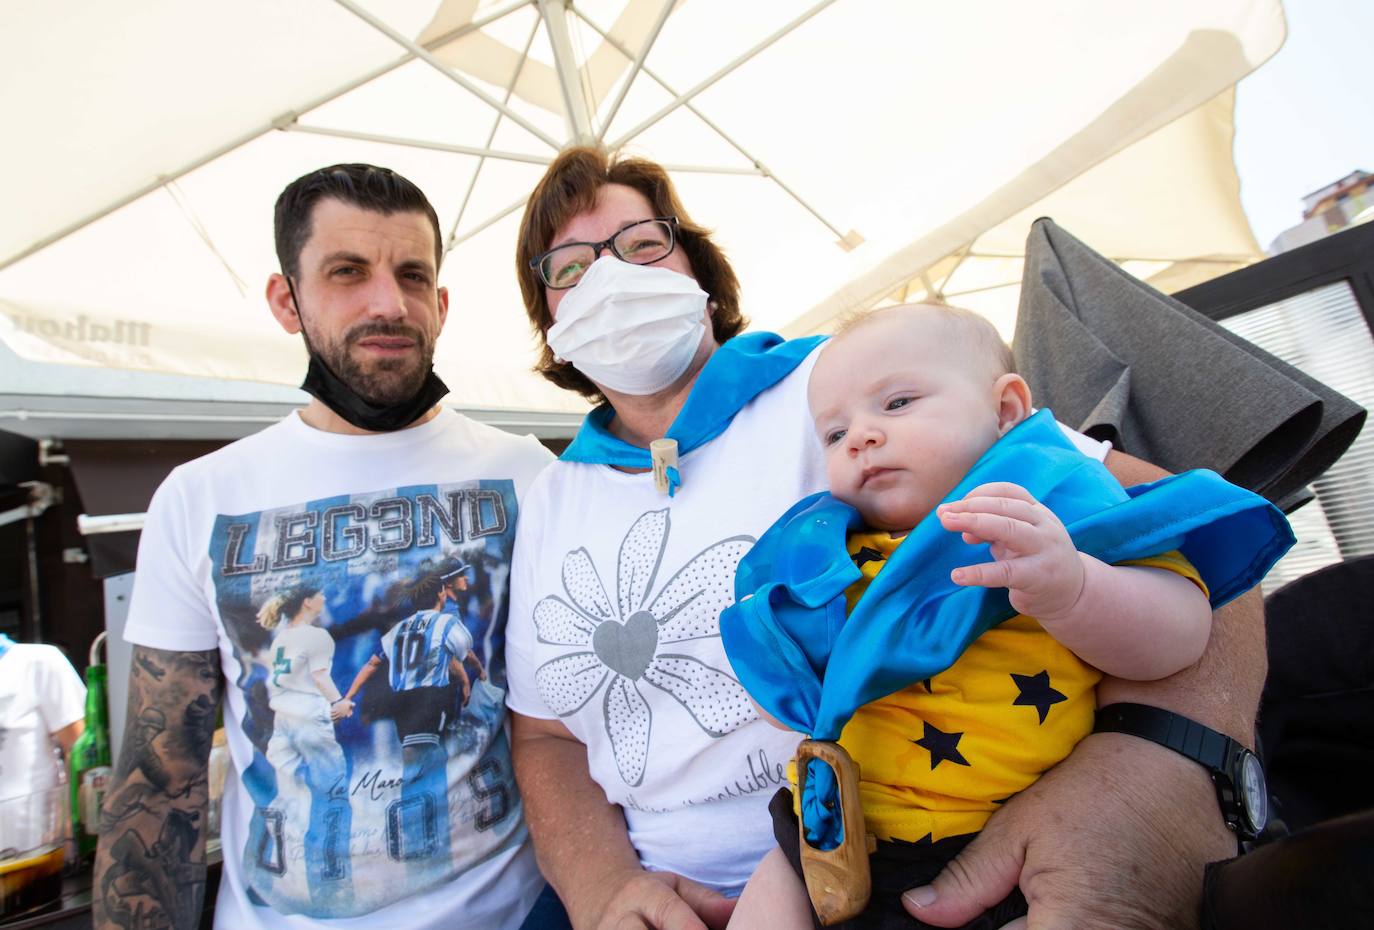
[507,350,826,893]
[506,346,1114,893]
[124,409,552,930]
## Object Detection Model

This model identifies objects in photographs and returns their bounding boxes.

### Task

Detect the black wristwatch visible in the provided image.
[1093,703,1268,841]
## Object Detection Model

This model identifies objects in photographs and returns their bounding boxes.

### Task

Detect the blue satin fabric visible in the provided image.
[559,332,825,494]
[720,409,1294,848]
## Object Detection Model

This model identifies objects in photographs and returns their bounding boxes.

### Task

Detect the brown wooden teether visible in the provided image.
[795,739,875,925]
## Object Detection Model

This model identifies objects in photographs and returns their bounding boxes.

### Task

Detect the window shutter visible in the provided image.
[1219,280,1374,590]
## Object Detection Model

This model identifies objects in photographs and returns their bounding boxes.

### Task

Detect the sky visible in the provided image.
[1234,0,1374,248]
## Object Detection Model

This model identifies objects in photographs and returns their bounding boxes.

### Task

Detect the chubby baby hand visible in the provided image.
[937,481,1085,620]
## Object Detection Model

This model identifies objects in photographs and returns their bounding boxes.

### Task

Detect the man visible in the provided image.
[93,164,554,929]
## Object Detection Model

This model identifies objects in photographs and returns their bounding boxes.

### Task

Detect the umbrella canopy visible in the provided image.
[786,89,1266,339]
[0,0,1285,415]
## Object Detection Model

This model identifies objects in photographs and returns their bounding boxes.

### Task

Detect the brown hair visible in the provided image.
[516,147,747,402]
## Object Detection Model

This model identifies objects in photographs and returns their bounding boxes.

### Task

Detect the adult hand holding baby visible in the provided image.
[902,727,1234,929]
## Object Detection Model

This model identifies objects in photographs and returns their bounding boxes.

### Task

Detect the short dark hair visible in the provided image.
[274,163,443,279]
[516,147,747,403]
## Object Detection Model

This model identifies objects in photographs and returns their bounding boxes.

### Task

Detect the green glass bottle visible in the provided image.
[68,644,112,862]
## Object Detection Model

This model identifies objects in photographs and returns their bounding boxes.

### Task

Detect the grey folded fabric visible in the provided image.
[1013,218,1365,509]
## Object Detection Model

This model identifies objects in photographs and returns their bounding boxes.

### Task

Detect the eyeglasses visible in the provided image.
[529,217,679,290]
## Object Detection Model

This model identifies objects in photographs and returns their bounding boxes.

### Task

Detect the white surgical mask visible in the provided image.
[546,257,709,396]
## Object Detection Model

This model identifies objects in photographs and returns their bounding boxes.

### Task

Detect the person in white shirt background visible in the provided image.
[0,633,86,856]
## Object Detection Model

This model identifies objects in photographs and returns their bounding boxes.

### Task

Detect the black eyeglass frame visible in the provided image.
[529,216,680,290]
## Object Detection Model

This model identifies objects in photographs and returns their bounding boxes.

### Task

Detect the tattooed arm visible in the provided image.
[93,645,223,930]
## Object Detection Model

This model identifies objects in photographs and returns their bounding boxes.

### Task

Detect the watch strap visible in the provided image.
[1094,703,1265,844]
[1093,703,1235,772]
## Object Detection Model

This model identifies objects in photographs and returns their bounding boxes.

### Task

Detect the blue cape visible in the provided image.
[720,409,1294,847]
[560,332,824,494]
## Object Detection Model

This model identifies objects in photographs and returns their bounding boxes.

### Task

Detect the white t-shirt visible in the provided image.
[124,408,552,930]
[506,347,1112,894]
[0,641,86,855]
[0,642,86,800]
[507,350,827,893]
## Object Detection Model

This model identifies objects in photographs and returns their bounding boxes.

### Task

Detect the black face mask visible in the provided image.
[300,353,449,433]
[288,276,449,432]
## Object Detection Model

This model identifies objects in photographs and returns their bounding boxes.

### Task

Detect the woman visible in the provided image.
[257,585,350,737]
[256,584,351,905]
[505,147,1263,930]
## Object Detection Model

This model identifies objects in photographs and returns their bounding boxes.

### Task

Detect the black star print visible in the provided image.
[852,546,885,569]
[913,722,970,770]
[889,832,934,848]
[920,678,933,694]
[1010,670,1067,724]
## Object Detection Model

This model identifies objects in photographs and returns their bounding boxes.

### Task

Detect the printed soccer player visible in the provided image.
[256,584,353,907]
[341,564,481,876]
[438,563,487,706]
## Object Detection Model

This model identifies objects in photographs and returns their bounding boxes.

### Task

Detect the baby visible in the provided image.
[726,304,1215,929]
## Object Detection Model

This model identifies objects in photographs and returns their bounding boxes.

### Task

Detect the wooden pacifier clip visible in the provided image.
[795,739,876,926]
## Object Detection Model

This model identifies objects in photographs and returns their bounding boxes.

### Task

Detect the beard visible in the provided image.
[307,321,434,405]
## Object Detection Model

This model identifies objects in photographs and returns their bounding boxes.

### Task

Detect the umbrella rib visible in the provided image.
[941,280,1023,300]
[605,0,838,150]
[578,3,850,243]
[284,124,551,166]
[657,164,765,176]
[448,15,544,253]
[332,0,562,151]
[933,244,976,300]
[538,0,597,144]
[596,0,676,143]
[295,0,535,118]
[0,1,536,273]
[449,197,530,250]
[162,181,250,298]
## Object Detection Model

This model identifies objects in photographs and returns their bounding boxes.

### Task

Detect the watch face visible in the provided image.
[1240,752,1268,834]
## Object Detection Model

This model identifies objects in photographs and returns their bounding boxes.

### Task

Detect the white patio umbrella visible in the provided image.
[0,0,1285,417]
[787,87,1266,339]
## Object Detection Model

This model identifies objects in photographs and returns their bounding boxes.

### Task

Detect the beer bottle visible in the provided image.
[68,633,112,862]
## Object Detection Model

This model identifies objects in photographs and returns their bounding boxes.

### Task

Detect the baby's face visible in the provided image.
[808,313,1005,531]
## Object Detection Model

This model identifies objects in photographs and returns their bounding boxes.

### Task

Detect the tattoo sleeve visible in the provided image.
[93,645,223,930]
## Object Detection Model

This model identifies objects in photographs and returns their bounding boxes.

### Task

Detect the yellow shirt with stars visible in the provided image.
[793,528,1205,844]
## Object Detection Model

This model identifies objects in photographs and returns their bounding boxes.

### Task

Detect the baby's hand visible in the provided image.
[937,481,1085,621]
